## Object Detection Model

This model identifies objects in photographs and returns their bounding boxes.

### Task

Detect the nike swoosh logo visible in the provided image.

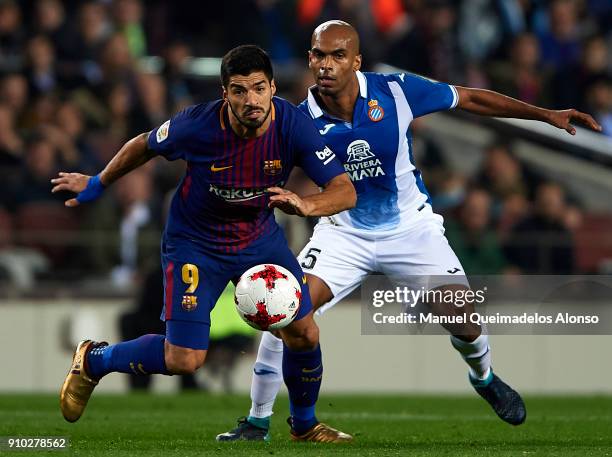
[254,368,277,376]
[302,364,322,374]
[319,123,335,135]
[302,276,307,284]
[211,164,233,172]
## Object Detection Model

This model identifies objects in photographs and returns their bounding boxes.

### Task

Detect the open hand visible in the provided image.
[267,187,312,217]
[50,172,91,207]
[547,109,602,135]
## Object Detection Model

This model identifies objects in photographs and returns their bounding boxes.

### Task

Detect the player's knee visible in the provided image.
[453,329,481,343]
[164,345,206,375]
[283,321,319,351]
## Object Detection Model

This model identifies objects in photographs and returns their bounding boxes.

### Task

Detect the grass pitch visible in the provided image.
[1,393,611,456]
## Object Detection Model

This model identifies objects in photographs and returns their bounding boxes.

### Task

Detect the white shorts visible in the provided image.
[297,205,469,314]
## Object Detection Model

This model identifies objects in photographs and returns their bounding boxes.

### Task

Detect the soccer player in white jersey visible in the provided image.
[217,21,602,441]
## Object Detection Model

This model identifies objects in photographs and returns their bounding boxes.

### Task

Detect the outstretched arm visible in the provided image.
[268,173,356,217]
[51,132,155,207]
[455,86,602,135]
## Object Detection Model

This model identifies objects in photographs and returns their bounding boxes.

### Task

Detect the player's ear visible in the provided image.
[270,79,277,96]
[222,86,228,101]
[353,54,362,72]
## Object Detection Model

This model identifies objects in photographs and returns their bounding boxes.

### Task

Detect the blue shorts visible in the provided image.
[161,227,312,350]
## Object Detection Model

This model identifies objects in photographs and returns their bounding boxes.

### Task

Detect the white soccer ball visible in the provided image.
[234,264,302,331]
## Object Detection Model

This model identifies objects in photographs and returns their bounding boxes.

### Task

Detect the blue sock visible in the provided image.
[282,344,322,434]
[87,334,169,380]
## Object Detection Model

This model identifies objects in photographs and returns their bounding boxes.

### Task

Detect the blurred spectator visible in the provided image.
[54,101,101,173]
[553,35,610,110]
[537,0,583,71]
[296,0,387,66]
[0,0,25,70]
[585,77,612,137]
[32,0,72,62]
[160,40,194,112]
[0,73,28,123]
[445,188,507,274]
[16,136,64,206]
[386,1,463,82]
[86,82,134,164]
[85,169,160,281]
[458,0,503,62]
[112,170,159,285]
[99,33,135,85]
[21,93,59,129]
[65,2,112,85]
[0,103,22,207]
[410,117,450,200]
[505,182,575,274]
[25,35,59,96]
[496,191,530,237]
[0,103,23,163]
[476,142,536,210]
[431,171,468,213]
[133,72,168,132]
[488,33,552,107]
[112,0,147,58]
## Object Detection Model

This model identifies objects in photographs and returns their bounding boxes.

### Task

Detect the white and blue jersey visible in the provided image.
[298,70,459,233]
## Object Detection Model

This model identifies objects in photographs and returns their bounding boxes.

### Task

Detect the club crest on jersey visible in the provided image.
[182,294,198,311]
[367,100,384,122]
[263,159,282,175]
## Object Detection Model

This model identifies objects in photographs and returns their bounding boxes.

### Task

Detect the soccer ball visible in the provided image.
[235,264,302,331]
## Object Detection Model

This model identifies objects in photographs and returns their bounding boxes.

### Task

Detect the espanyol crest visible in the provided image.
[367,99,384,122]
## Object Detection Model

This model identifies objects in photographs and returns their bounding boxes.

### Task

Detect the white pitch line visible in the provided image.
[319,411,612,422]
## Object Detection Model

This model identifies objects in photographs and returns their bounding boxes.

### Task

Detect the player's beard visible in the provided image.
[228,100,271,130]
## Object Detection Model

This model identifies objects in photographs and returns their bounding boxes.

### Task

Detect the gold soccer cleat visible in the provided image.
[289,421,353,443]
[60,339,107,422]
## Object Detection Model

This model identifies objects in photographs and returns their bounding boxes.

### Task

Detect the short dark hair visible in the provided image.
[220,45,273,87]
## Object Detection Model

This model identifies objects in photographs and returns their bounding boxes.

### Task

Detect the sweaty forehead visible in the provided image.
[311,25,359,53]
[227,71,270,87]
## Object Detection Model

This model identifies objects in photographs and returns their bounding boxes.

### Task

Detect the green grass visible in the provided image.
[0,393,611,456]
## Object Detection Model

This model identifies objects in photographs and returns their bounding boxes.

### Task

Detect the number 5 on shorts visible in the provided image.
[300,248,321,270]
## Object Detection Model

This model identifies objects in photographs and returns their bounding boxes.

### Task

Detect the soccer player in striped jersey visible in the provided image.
[218,21,602,441]
[53,45,356,443]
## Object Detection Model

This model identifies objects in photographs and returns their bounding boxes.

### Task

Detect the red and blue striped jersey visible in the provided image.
[147,97,344,256]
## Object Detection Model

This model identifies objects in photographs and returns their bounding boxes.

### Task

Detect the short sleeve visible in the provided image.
[291,110,345,187]
[391,72,459,119]
[147,106,198,161]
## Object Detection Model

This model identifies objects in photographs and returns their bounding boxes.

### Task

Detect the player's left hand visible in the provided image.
[547,109,602,135]
[51,172,103,207]
[267,187,312,217]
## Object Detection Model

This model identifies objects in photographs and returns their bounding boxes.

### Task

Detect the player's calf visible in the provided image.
[164,341,207,375]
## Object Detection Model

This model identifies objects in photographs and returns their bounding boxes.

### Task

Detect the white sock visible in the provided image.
[450,334,491,381]
[249,331,284,419]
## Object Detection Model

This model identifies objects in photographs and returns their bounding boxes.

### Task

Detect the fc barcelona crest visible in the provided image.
[182,294,198,311]
[367,99,384,122]
[264,159,282,175]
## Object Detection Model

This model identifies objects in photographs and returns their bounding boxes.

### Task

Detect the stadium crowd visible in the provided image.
[0,0,611,290]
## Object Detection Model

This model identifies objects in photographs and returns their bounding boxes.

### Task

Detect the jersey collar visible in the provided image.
[307,70,368,119]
